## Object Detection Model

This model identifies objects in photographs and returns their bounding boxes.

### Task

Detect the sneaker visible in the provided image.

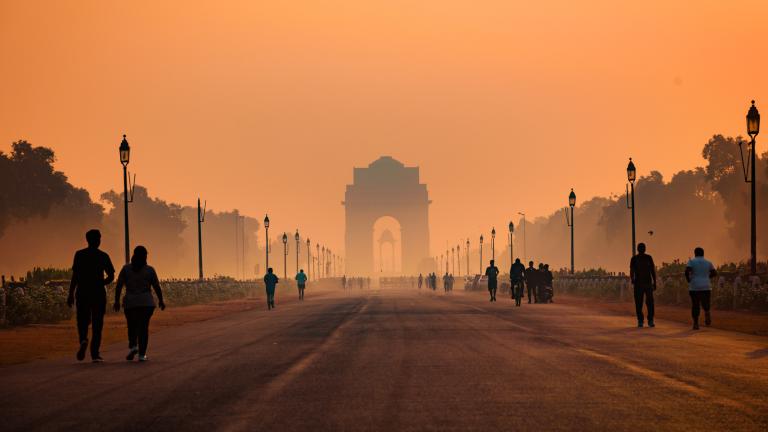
[76,341,88,361]
[704,312,712,326]
[693,323,700,330]
[138,355,149,362]
[91,356,104,363]
[648,321,655,328]
[638,322,644,328]
[126,346,138,361]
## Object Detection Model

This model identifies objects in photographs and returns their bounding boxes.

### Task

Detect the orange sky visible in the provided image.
[1,0,766,255]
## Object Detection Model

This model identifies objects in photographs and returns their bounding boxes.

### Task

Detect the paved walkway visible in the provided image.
[2,288,767,431]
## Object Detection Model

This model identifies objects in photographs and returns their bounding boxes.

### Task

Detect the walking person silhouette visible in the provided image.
[265,268,279,310]
[67,229,115,362]
[525,261,538,304]
[485,260,500,302]
[295,269,307,300]
[629,243,657,328]
[510,258,526,306]
[685,247,717,330]
[114,246,165,362]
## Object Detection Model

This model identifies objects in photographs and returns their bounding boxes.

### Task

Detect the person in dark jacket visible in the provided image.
[67,229,115,362]
[510,258,526,306]
[629,243,657,327]
[295,269,307,300]
[525,261,538,304]
[114,246,165,362]
[264,268,279,310]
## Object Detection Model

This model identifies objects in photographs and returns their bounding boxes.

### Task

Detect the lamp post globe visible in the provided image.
[569,189,576,207]
[747,100,760,137]
[627,158,637,183]
[119,134,130,166]
[263,214,270,270]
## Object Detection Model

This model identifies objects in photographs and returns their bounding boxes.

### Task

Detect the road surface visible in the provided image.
[2,287,767,431]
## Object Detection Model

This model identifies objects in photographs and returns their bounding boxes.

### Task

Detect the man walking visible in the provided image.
[67,229,115,362]
[264,268,279,310]
[629,243,657,328]
[295,269,307,300]
[485,259,500,302]
[510,258,526,306]
[526,261,538,304]
[418,273,423,290]
[685,247,717,330]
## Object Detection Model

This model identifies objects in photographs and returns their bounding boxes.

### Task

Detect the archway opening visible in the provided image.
[372,216,402,275]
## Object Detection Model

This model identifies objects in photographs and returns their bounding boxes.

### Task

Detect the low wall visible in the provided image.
[554,273,768,312]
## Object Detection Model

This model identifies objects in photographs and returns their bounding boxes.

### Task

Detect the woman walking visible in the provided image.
[114,246,165,362]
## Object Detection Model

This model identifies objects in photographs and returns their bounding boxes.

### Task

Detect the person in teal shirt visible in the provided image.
[264,268,279,310]
[295,269,307,301]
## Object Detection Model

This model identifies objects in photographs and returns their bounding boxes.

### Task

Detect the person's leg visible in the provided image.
[527,283,532,303]
[690,291,701,328]
[90,298,106,359]
[138,307,154,357]
[702,291,712,326]
[633,286,645,326]
[75,300,90,359]
[125,308,138,350]
[646,287,655,326]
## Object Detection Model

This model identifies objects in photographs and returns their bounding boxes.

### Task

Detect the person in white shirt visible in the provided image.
[684,247,717,330]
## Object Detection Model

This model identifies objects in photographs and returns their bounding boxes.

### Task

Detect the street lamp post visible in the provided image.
[565,189,576,274]
[479,235,484,272]
[626,159,637,256]
[508,221,514,264]
[264,215,270,270]
[457,244,461,275]
[119,135,134,264]
[197,198,206,279]
[451,247,455,274]
[466,239,470,275]
[491,228,496,262]
[295,230,300,275]
[518,212,527,262]
[740,101,760,274]
[306,238,311,280]
[316,243,320,279]
[282,233,288,279]
[321,246,326,278]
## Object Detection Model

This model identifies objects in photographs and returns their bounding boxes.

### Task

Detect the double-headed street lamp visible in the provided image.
[739,100,760,274]
[197,198,206,279]
[282,233,288,279]
[316,243,321,278]
[626,159,637,256]
[264,215,270,270]
[119,135,135,264]
[565,189,576,274]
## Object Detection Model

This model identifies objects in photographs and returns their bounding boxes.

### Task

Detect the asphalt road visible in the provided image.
[1,287,767,431]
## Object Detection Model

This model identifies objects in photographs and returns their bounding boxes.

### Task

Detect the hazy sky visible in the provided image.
[1,1,766,254]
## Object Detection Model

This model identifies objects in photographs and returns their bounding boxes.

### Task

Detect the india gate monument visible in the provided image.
[343,156,431,276]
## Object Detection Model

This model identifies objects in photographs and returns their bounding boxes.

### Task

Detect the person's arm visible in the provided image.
[113,267,125,312]
[650,257,657,289]
[151,269,165,310]
[709,263,717,279]
[629,257,636,284]
[67,253,78,308]
[103,255,115,287]
[685,266,692,283]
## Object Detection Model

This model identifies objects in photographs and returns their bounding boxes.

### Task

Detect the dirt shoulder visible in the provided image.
[0,297,264,366]
[558,294,768,336]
